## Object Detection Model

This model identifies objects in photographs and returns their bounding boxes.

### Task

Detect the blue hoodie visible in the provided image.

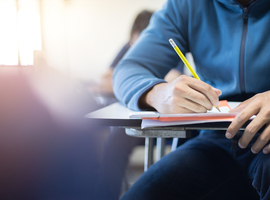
[113,0,270,111]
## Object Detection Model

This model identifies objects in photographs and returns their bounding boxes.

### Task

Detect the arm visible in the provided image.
[113,0,220,112]
[113,0,191,111]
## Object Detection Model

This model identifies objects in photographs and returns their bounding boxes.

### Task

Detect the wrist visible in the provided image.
[139,83,167,110]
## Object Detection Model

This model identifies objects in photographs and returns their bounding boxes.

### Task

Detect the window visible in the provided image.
[0,0,41,66]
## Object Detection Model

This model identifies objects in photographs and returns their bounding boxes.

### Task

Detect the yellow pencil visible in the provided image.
[169,38,220,112]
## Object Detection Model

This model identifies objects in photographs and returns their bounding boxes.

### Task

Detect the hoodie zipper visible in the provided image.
[239,7,249,93]
[238,0,259,93]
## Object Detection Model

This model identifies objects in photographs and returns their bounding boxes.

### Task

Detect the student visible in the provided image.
[91,10,154,95]
[114,0,270,199]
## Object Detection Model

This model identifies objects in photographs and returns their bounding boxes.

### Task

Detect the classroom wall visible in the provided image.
[38,0,167,82]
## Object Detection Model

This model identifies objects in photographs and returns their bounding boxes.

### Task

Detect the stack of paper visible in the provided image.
[129,100,237,129]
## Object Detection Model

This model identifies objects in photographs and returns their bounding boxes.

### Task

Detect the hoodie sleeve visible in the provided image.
[113,0,189,111]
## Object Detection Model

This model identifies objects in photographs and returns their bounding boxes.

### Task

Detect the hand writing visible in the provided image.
[142,75,221,114]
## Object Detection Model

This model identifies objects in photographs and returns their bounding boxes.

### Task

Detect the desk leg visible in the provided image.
[171,138,179,151]
[144,137,154,171]
[156,138,165,162]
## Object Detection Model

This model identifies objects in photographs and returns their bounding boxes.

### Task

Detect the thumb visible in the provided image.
[212,87,222,96]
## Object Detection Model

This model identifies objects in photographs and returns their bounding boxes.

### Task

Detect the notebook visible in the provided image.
[129,100,238,129]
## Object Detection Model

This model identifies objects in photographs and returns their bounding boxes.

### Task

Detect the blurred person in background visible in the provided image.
[90,10,183,97]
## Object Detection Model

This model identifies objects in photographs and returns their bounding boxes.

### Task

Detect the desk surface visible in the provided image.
[85,102,141,126]
[85,102,251,129]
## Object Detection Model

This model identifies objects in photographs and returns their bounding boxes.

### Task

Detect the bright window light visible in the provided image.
[0,0,18,65]
[0,0,41,66]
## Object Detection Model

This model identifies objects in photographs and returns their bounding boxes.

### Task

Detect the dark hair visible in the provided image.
[130,10,153,38]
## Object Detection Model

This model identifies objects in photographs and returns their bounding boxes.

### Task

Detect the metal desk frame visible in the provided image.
[86,102,248,172]
[125,126,245,171]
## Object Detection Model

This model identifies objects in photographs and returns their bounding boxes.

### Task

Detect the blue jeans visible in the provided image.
[121,130,269,200]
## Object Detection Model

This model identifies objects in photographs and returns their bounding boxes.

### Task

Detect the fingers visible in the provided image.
[174,83,213,111]
[192,84,219,106]
[185,76,220,107]
[230,97,254,113]
[212,87,222,96]
[175,97,208,113]
[176,75,220,109]
[251,123,270,154]
[226,101,260,140]
[226,92,270,154]
[238,113,268,152]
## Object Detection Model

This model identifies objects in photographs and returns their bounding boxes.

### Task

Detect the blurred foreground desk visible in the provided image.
[86,102,246,171]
